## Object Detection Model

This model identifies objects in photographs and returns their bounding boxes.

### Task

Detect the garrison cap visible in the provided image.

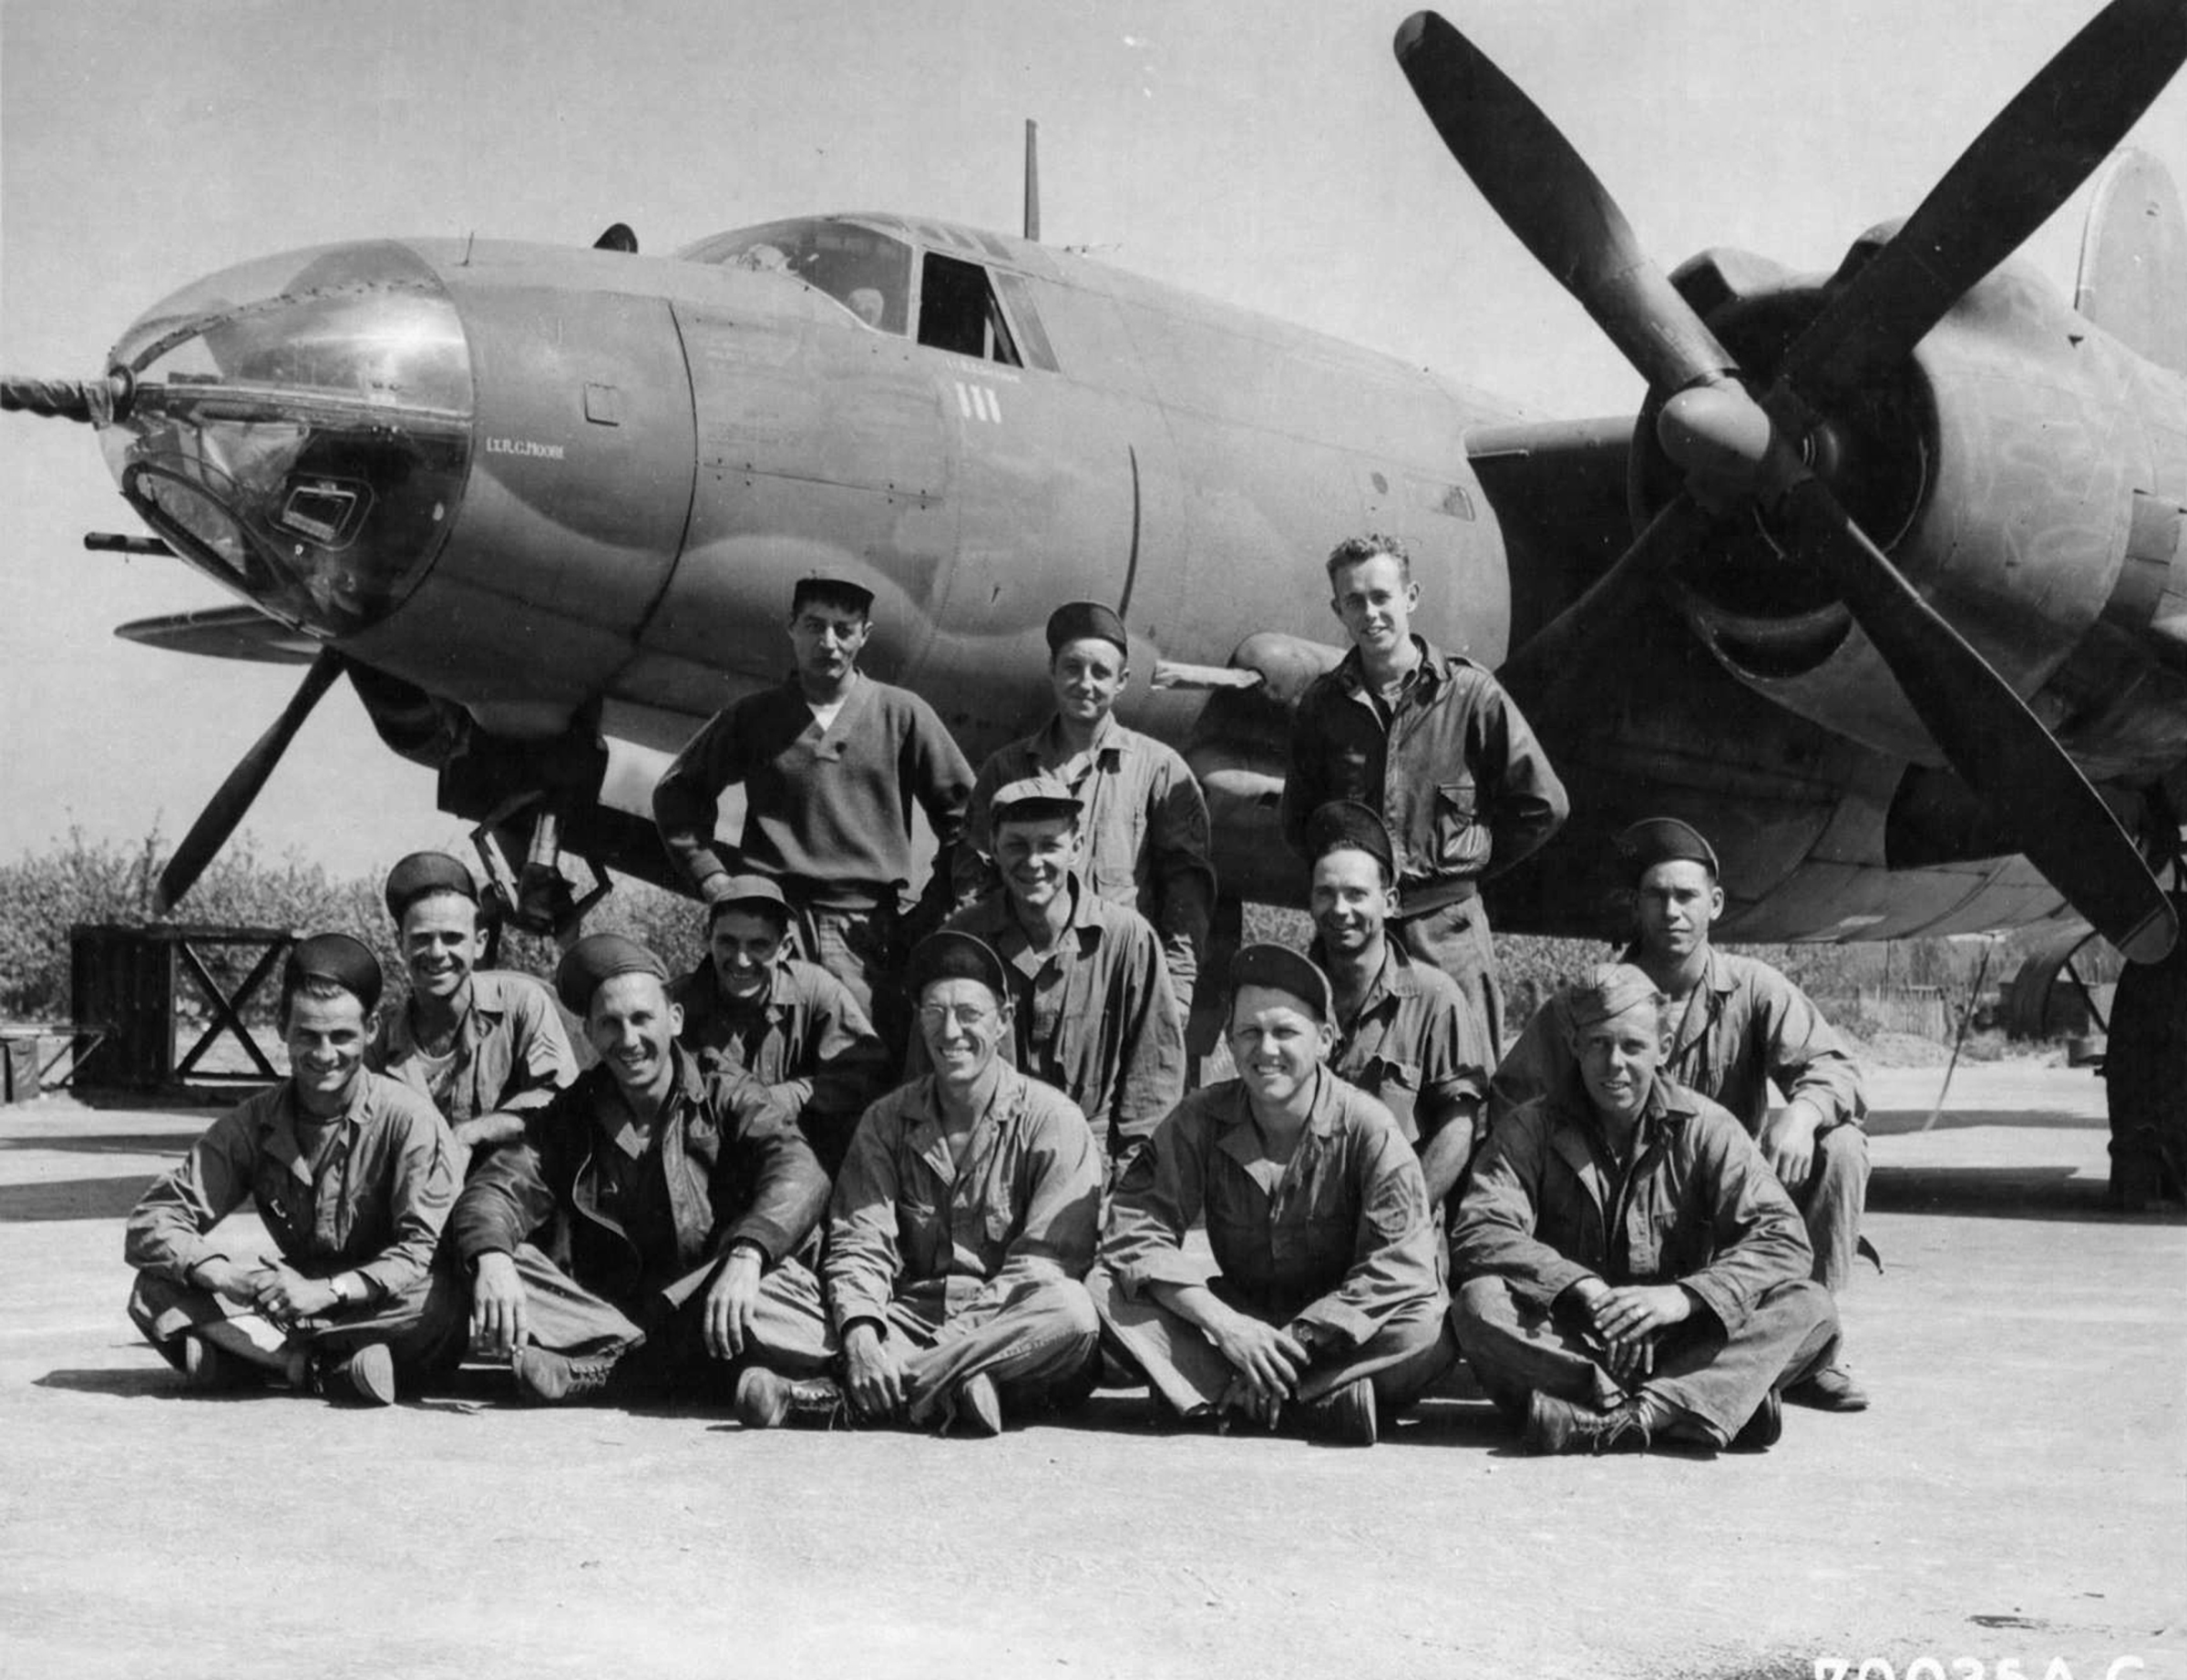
[383,851,478,921]
[554,934,669,1017]
[991,775,1083,827]
[790,573,875,617]
[704,874,793,926]
[1045,599,1128,657]
[1562,963,1666,1032]
[1229,943,1332,1022]
[1616,816,1720,883]
[283,932,383,1015]
[1303,800,1394,877]
[905,931,1009,1004]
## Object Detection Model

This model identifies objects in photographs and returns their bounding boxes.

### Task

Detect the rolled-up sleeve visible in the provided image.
[1450,1102,1598,1308]
[1289,1128,1443,1349]
[123,1106,262,1282]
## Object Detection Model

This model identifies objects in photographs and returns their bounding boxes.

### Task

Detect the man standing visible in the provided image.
[448,934,830,1406]
[1095,946,1456,1447]
[1281,532,1568,1051]
[1490,816,1871,1410]
[1453,965,1839,1455]
[652,575,975,1038]
[124,935,459,1406]
[368,850,576,1173]
[734,933,1104,1436]
[957,600,1214,1019]
[1303,801,1487,1204]
[672,874,891,1177]
[937,777,1185,1179]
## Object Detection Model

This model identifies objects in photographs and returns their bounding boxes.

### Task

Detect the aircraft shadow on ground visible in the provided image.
[1865,1107,2106,1136]
[1868,1163,2185,1224]
[0,1174,156,1222]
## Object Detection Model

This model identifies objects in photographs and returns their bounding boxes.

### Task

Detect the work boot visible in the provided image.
[178,1335,253,1393]
[1730,1389,1783,1451]
[1784,1364,1870,1412]
[733,1367,846,1430]
[323,1344,397,1407]
[909,1370,1004,1437]
[1298,1376,1378,1447]
[1521,1390,1652,1455]
[511,1346,620,1405]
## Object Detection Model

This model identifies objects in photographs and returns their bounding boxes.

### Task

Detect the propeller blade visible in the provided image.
[1778,0,2187,405]
[1494,493,1719,711]
[1392,11,1737,396]
[155,650,344,915]
[1780,479,2176,962]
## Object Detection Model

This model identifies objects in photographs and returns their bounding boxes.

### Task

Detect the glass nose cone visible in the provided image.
[100,241,473,636]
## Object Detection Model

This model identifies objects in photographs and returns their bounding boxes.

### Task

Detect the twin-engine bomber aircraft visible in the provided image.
[6,5,2187,1194]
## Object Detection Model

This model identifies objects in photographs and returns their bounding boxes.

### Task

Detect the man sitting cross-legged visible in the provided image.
[672,873,891,1178]
[733,932,1104,1436]
[124,934,460,1407]
[1453,964,1840,1455]
[447,934,829,1406]
[1093,945,1457,1447]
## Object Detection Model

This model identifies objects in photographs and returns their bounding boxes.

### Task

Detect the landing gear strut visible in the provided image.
[2104,886,2187,1210]
[469,795,611,962]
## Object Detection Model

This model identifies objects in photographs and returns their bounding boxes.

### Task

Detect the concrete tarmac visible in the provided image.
[1,1062,2181,1680]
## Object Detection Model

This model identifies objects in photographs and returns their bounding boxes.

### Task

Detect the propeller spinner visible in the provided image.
[1395,3,2185,963]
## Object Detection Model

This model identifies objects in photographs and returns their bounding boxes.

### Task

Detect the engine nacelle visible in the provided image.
[1649,243,2187,787]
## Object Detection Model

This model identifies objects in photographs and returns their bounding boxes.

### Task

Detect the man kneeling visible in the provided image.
[124,935,459,1406]
[448,934,829,1405]
[733,932,1103,1436]
[1453,965,1839,1453]
[1094,946,1456,1446]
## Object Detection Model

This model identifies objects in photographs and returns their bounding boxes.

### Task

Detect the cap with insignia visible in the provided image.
[1302,800,1394,877]
[283,932,384,1015]
[1562,962,1665,1032]
[1044,600,1128,657]
[383,850,479,921]
[1229,943,1333,1022]
[705,874,794,925]
[904,930,1008,1004]
[790,573,875,617]
[991,774,1083,827]
[1615,816,1720,882]
[554,933,669,1016]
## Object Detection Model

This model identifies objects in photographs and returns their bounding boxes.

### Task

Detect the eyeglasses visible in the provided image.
[917,1002,997,1031]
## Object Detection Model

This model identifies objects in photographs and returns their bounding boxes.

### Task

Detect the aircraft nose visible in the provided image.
[99,241,473,637]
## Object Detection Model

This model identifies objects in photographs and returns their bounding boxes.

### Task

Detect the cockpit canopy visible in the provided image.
[678,218,912,334]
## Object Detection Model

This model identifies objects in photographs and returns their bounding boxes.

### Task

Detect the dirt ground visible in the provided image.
[2,1062,2181,1680]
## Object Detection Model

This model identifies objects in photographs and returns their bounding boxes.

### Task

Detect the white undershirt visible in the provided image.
[808,698,847,732]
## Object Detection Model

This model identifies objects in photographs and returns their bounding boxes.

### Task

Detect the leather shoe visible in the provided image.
[512,1346,620,1405]
[1785,1364,1869,1411]
[1730,1389,1782,1450]
[324,1344,397,1407]
[1522,1390,1652,1455]
[734,1367,846,1429]
[1299,1376,1378,1446]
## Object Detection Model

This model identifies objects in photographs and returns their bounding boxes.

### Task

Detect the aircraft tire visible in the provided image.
[2103,892,2187,1211]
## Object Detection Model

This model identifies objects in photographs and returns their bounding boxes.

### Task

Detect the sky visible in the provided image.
[5,0,2186,882]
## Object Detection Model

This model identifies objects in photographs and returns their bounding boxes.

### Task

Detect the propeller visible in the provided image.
[1394,5,2182,962]
[155,650,344,915]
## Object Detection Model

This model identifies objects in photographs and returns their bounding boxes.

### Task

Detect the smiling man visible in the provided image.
[935,776,1184,1179]
[1453,964,1839,1455]
[367,851,575,1175]
[1489,816,1871,1410]
[672,874,890,1177]
[1303,801,1486,1205]
[446,934,829,1407]
[124,934,460,1406]
[1281,533,1567,1055]
[1094,945,1455,1446]
[956,600,1213,1021]
[732,932,1104,1436]
[652,575,974,1049]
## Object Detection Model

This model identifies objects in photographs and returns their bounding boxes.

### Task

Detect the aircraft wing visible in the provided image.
[114,606,322,666]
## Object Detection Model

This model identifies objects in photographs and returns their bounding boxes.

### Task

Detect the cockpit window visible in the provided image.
[678,218,912,334]
[918,251,1022,365]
